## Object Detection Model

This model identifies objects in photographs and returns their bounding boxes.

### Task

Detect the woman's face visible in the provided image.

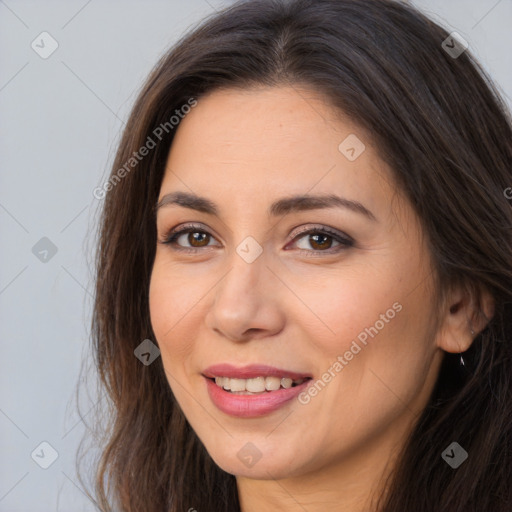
[149,85,444,480]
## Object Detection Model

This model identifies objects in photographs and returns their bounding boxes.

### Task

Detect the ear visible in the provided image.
[436,281,495,353]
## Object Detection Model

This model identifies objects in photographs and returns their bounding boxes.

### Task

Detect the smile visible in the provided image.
[212,376,308,394]
[202,364,313,417]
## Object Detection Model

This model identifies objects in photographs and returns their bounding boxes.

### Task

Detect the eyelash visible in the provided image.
[158,223,354,256]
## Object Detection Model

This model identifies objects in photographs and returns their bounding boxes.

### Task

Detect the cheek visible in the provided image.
[148,264,171,346]
[295,264,434,404]
[148,260,198,364]
[287,266,402,356]
[317,253,431,353]
[149,255,207,333]
[292,292,433,456]
[317,281,434,418]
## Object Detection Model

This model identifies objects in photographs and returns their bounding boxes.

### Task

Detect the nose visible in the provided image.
[204,250,285,343]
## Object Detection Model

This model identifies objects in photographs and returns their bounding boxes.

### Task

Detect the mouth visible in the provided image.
[201,364,313,417]
[206,375,311,394]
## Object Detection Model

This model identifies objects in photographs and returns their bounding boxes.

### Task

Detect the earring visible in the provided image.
[460,327,475,367]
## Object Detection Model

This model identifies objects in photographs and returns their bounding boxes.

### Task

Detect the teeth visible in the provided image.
[281,377,293,389]
[246,377,266,392]
[213,376,306,393]
[265,376,281,391]
[230,378,246,392]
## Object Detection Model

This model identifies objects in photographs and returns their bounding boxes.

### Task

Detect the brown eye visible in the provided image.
[161,226,219,251]
[291,227,354,254]
[159,223,354,256]
[304,233,334,250]
[185,231,211,247]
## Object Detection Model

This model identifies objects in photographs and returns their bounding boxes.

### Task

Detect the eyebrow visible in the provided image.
[154,191,377,221]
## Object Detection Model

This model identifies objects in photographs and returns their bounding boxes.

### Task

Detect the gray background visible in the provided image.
[0,0,510,510]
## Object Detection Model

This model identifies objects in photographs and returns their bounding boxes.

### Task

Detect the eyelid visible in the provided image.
[290,224,353,243]
[168,222,220,239]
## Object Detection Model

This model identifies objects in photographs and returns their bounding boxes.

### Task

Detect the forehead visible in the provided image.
[159,85,397,220]
[166,85,360,164]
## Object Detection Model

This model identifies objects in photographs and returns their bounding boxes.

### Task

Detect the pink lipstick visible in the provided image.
[202,364,312,418]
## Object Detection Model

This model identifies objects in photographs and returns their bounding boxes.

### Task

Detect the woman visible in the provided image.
[85,0,512,510]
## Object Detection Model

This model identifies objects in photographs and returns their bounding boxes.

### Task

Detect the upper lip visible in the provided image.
[202,363,312,380]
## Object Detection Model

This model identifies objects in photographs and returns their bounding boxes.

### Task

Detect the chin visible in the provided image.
[204,440,307,480]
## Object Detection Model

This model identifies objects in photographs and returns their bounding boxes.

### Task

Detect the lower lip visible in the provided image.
[204,377,311,418]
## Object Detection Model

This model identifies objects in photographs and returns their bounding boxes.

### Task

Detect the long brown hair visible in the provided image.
[80,0,512,510]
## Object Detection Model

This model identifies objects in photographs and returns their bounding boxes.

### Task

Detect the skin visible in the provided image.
[148,85,493,512]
